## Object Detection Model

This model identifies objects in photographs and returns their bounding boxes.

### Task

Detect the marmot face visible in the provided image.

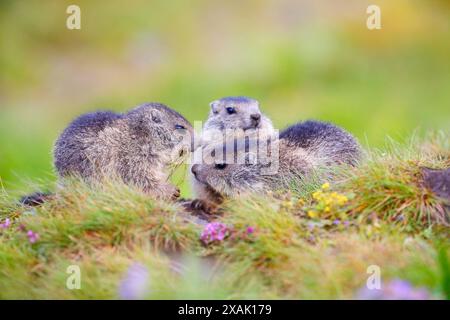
[126,103,194,163]
[191,161,266,197]
[205,96,274,133]
[190,139,276,197]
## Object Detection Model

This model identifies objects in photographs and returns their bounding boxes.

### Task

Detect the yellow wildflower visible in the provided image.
[307,210,318,218]
[312,191,322,200]
[281,200,293,208]
[337,195,348,205]
[321,182,330,190]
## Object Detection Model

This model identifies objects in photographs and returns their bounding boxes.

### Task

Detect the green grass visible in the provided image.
[0,132,448,299]
[0,0,449,299]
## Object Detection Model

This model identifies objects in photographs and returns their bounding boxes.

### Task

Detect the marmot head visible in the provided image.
[205,97,274,133]
[125,103,194,162]
[191,137,279,197]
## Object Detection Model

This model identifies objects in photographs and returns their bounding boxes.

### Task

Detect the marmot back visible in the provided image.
[53,102,193,200]
[54,111,122,177]
[280,120,361,167]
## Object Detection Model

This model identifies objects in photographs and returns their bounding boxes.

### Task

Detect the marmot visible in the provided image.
[53,102,193,200]
[190,96,275,204]
[203,96,274,137]
[190,120,361,200]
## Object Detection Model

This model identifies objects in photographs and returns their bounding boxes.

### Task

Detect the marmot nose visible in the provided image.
[191,164,199,175]
[250,114,261,121]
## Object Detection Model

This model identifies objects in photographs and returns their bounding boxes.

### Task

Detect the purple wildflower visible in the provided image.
[119,263,150,300]
[357,279,431,300]
[27,230,39,243]
[0,218,11,229]
[246,226,255,234]
[200,222,229,245]
[333,219,340,225]
[307,222,315,231]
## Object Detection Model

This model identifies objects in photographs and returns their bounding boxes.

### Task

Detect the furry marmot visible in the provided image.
[54,102,193,200]
[203,96,274,138]
[191,120,361,200]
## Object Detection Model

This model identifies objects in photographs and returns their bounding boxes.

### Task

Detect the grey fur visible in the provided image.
[191,120,361,199]
[54,102,193,200]
[204,96,274,134]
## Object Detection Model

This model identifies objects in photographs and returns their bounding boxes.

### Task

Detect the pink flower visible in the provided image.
[200,222,230,245]
[27,230,39,243]
[0,218,11,229]
[246,226,255,234]
[357,279,432,300]
[119,263,150,300]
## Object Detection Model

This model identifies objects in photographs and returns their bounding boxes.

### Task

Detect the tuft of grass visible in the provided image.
[337,132,450,229]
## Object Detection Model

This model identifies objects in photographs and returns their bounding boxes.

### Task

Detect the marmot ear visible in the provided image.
[210,101,220,114]
[150,109,162,123]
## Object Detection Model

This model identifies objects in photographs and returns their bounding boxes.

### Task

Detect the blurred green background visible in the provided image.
[0,0,449,196]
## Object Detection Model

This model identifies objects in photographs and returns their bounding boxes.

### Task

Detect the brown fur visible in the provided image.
[54,103,193,200]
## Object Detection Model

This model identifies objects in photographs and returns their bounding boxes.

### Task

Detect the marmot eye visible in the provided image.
[175,124,186,130]
[215,163,227,170]
[226,107,236,115]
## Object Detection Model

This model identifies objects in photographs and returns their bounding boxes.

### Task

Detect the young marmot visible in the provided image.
[190,120,361,199]
[203,96,274,138]
[53,102,193,200]
[190,96,275,205]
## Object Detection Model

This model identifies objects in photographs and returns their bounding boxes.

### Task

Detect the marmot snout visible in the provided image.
[53,102,193,200]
